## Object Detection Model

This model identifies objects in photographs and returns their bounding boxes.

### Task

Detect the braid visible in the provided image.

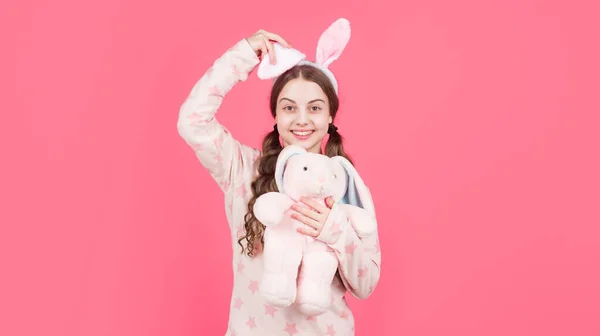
[238,127,282,256]
[325,124,353,164]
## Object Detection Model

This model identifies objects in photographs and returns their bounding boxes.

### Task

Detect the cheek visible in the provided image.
[315,114,332,130]
[276,113,292,126]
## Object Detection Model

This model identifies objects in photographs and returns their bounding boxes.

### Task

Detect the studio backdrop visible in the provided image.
[2,0,599,335]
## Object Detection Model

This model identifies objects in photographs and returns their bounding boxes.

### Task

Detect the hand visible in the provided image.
[245,29,292,64]
[291,196,336,237]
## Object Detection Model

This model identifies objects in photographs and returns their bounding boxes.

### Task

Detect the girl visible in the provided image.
[177,21,381,336]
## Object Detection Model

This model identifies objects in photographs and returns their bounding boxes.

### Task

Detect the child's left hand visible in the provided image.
[291,196,335,237]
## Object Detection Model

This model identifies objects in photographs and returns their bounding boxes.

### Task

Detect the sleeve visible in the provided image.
[177,39,261,192]
[316,202,382,300]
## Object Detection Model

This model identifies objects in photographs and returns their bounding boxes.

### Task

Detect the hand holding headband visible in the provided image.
[256,18,352,93]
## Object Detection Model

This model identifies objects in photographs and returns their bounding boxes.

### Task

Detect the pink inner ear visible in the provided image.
[316,18,351,67]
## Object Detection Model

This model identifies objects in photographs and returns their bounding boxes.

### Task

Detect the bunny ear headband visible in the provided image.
[256,18,351,93]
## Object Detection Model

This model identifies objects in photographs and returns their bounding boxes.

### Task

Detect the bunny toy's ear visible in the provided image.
[330,156,375,217]
[331,155,377,237]
[257,43,306,79]
[275,145,307,193]
[315,18,351,68]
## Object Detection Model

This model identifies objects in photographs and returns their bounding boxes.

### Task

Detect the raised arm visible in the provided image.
[177,38,261,192]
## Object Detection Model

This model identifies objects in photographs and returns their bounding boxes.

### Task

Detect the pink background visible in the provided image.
[2,0,599,335]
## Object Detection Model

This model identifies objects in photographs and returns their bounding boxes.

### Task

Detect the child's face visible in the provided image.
[275,78,333,154]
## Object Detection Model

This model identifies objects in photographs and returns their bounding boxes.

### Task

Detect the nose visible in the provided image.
[317,176,326,184]
[295,109,310,124]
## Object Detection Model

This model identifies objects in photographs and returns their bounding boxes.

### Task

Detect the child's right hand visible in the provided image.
[246,30,292,64]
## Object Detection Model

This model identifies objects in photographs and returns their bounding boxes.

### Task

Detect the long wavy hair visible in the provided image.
[238,64,353,257]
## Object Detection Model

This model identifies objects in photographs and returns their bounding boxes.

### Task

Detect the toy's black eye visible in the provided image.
[303,166,308,171]
[334,174,337,179]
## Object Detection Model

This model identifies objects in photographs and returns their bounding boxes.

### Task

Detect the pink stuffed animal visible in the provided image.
[254,145,377,316]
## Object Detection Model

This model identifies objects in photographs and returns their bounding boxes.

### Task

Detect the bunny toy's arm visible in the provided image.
[337,204,378,237]
[254,192,295,227]
[316,201,381,300]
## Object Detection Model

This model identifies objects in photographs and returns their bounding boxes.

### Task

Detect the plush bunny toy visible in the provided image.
[253,145,377,316]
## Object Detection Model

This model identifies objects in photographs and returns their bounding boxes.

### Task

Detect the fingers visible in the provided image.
[261,35,276,64]
[257,29,291,47]
[299,197,328,214]
[292,212,321,231]
[291,198,335,238]
[248,29,291,62]
[297,226,319,237]
[325,196,335,209]
[258,38,269,60]
[292,203,320,222]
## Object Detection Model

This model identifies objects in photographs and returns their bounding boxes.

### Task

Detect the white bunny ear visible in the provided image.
[275,145,306,192]
[331,156,375,216]
[315,18,351,67]
[331,155,377,237]
[257,43,306,79]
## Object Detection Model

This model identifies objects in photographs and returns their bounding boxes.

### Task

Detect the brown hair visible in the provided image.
[238,64,353,256]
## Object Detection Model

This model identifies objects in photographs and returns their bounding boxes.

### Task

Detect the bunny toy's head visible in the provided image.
[274,144,376,223]
[277,145,348,202]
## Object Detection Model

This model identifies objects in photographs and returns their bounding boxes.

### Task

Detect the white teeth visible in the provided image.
[293,131,313,136]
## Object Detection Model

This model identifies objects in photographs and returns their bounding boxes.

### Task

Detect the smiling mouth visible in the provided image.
[292,130,314,136]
